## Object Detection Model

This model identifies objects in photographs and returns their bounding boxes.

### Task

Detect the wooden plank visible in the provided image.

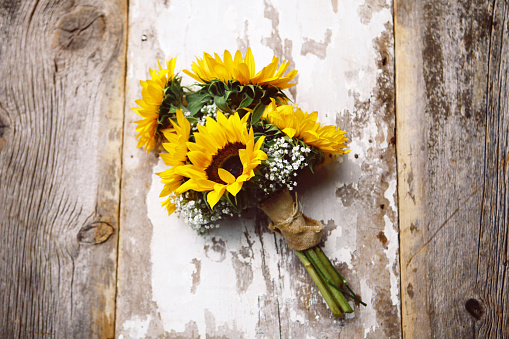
[0,1,127,337]
[117,0,399,337]
[395,0,509,337]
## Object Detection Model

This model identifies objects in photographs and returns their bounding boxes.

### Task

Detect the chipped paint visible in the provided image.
[118,315,152,339]
[148,162,269,337]
[119,0,399,337]
[384,180,400,306]
[360,278,378,337]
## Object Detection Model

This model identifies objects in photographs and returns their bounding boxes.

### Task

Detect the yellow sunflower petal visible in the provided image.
[262,103,349,154]
[178,111,267,209]
[207,187,226,209]
[282,127,297,138]
[218,168,236,184]
[254,136,265,150]
[244,47,255,78]
[161,197,177,215]
[183,49,297,88]
[226,181,242,196]
[133,58,177,152]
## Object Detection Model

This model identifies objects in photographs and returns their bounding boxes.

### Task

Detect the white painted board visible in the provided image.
[118,1,399,338]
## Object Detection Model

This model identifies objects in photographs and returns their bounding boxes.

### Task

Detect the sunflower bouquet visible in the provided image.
[133,49,365,317]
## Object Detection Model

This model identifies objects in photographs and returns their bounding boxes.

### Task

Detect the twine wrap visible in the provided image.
[259,189,324,251]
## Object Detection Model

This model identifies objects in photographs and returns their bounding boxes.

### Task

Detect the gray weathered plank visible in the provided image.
[0,1,126,337]
[117,0,400,338]
[395,0,509,337]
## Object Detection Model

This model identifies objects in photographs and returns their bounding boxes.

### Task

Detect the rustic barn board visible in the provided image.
[395,0,509,337]
[117,1,399,338]
[0,0,126,338]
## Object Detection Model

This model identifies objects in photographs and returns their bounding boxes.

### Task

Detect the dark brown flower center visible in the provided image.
[205,142,246,184]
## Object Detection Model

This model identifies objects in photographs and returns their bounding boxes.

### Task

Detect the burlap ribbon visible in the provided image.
[259,189,324,251]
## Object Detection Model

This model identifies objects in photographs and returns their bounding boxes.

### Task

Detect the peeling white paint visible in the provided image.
[384,172,398,212]
[118,315,152,339]
[360,279,378,338]
[148,161,269,337]
[385,214,400,307]
[384,179,400,307]
[120,0,399,336]
[336,247,354,269]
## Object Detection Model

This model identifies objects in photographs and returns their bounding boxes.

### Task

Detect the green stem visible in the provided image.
[315,247,366,307]
[305,248,353,313]
[295,251,343,318]
[314,247,341,286]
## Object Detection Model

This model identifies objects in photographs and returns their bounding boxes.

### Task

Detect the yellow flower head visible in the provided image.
[183,48,298,89]
[262,101,349,155]
[175,111,267,209]
[157,109,190,214]
[132,58,177,152]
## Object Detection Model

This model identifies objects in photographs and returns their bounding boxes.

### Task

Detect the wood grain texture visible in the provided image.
[396,0,509,337]
[0,0,126,338]
[117,0,399,338]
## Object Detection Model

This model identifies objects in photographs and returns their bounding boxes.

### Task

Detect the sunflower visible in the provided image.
[183,48,298,89]
[133,58,177,152]
[262,101,349,155]
[175,111,267,209]
[157,109,190,214]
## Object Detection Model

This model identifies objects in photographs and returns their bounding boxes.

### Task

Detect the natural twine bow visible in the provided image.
[267,192,303,231]
[260,190,324,251]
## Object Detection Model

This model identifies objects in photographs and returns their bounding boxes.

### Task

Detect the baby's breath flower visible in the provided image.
[260,137,311,194]
[176,194,233,233]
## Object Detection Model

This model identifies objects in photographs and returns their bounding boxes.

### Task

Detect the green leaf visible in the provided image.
[253,87,264,100]
[187,91,212,115]
[261,86,279,105]
[274,91,290,105]
[308,159,315,174]
[246,85,256,97]
[214,95,232,113]
[230,81,241,92]
[250,103,266,126]
[224,192,234,206]
[267,125,280,132]
[283,135,293,144]
[224,89,234,99]
[238,94,254,110]
[208,81,225,96]
[186,117,199,125]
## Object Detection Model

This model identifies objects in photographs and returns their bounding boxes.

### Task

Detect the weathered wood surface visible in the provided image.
[396,0,509,337]
[0,0,126,338]
[117,0,399,338]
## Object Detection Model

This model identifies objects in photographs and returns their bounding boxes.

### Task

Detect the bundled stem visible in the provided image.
[259,189,364,317]
[295,246,365,317]
[314,247,366,306]
[295,251,343,317]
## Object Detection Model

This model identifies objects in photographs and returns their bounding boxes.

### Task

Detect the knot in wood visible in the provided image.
[0,116,9,152]
[465,298,484,320]
[77,221,114,245]
[54,6,105,51]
